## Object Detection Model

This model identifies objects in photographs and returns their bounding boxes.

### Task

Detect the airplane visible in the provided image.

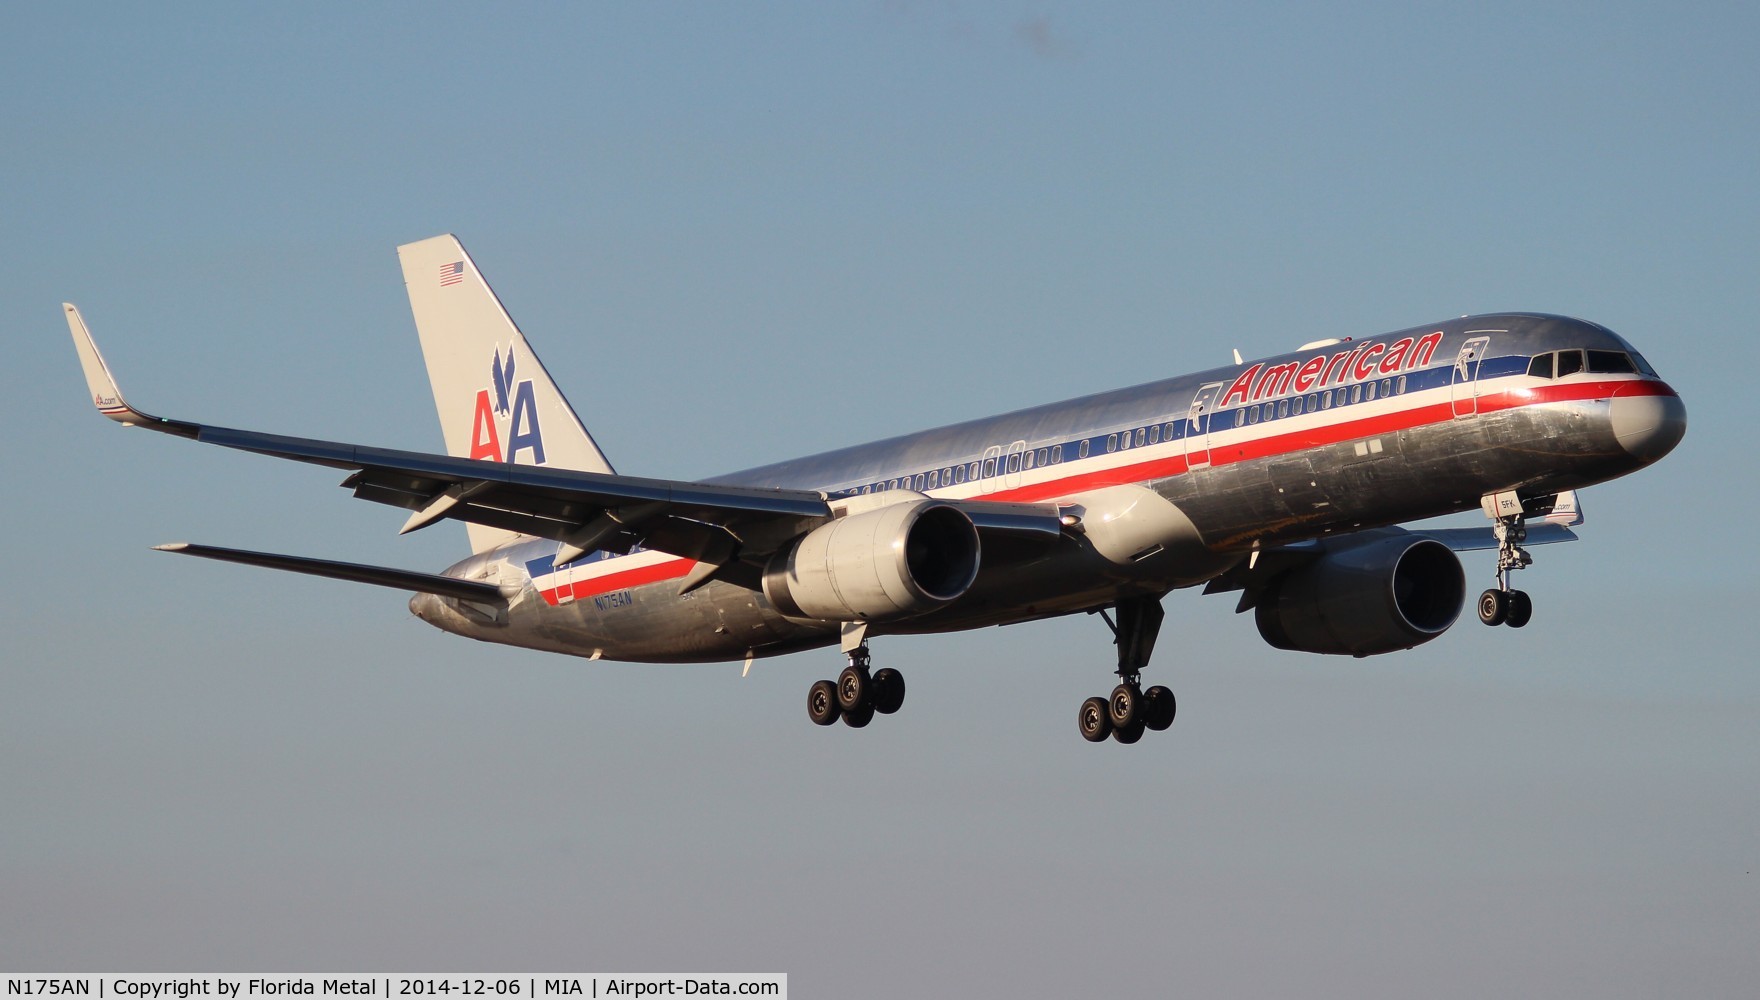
[64,234,1687,743]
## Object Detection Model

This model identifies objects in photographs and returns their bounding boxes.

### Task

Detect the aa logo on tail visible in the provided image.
[469,346,545,463]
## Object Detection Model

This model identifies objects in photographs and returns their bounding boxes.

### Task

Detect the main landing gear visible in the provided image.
[807,625,905,729]
[1079,596,1177,744]
[1477,511,1534,628]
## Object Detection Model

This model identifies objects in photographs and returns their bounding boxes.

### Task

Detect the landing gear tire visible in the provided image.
[1505,590,1533,628]
[872,667,906,714]
[1079,696,1113,743]
[837,665,871,713]
[807,680,842,726]
[1108,683,1141,730]
[1478,588,1509,626]
[1113,717,1146,744]
[842,700,876,728]
[1143,686,1177,731]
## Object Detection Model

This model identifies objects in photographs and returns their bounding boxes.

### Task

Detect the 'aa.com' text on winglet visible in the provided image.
[63,303,198,438]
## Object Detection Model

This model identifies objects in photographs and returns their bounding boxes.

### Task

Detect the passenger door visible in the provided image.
[1185,382,1223,469]
[1451,336,1491,418]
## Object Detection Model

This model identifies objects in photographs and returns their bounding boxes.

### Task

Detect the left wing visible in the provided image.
[65,305,1061,590]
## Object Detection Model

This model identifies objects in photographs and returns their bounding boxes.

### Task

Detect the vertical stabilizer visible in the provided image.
[398,234,615,554]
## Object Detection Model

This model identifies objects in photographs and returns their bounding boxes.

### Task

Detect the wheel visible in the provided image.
[807,680,841,726]
[1108,683,1141,729]
[842,699,876,728]
[1143,686,1176,731]
[837,665,871,712]
[1079,696,1112,742]
[1477,588,1509,626]
[1113,717,1146,744]
[1505,590,1532,628]
[872,667,906,714]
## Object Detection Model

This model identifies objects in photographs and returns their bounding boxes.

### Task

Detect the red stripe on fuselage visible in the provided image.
[554,376,1671,599]
[986,378,1671,502]
[538,557,696,606]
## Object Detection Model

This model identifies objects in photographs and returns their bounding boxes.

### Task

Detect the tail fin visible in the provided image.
[398,234,615,553]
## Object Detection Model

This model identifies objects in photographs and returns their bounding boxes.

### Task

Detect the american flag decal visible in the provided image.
[439,261,466,286]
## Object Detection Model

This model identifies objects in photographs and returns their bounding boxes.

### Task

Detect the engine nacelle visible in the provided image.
[1255,533,1464,656]
[762,500,980,622]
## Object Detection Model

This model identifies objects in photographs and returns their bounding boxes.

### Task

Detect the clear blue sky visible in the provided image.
[4,3,1756,994]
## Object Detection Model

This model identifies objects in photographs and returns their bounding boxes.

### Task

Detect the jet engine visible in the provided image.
[762,500,980,622]
[1254,533,1464,656]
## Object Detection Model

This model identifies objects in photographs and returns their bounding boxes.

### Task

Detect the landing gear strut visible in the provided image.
[806,624,905,729]
[1079,595,1176,744]
[1478,511,1534,628]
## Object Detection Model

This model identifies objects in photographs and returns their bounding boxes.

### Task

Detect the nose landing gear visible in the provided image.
[1478,510,1534,628]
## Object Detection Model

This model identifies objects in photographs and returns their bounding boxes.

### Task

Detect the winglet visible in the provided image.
[64,304,197,437]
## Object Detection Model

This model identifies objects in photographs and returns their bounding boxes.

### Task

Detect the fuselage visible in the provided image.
[410,313,1684,662]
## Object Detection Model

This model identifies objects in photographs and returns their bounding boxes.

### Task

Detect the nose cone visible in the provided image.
[1610,385,1687,463]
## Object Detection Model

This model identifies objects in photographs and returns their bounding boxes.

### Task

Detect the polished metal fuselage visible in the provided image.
[415,313,1680,663]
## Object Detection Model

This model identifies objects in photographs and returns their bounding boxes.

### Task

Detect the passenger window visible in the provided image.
[1246,407,1258,425]
[1263,403,1274,422]
[982,458,996,478]
[1351,385,1363,404]
[911,474,923,491]
[1148,425,1160,444]
[1364,382,1377,401]
[1163,422,1175,440]
[1588,350,1637,374]
[1052,444,1063,464]
[928,469,940,488]
[1078,440,1090,459]
[1006,453,1020,473]
[1396,375,1406,394]
[1107,433,1118,453]
[1380,379,1391,397]
[1135,427,1146,447]
[1320,393,1331,409]
[1036,448,1047,466]
[1556,350,1585,377]
[943,467,953,484]
[1022,451,1035,471]
[969,462,980,480]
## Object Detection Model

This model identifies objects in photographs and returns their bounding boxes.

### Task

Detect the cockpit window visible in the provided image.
[1587,350,1637,374]
[1628,350,1658,376]
[1555,350,1585,377]
[1527,354,1554,379]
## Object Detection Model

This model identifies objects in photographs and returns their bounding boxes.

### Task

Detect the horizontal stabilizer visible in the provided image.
[154,542,506,604]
